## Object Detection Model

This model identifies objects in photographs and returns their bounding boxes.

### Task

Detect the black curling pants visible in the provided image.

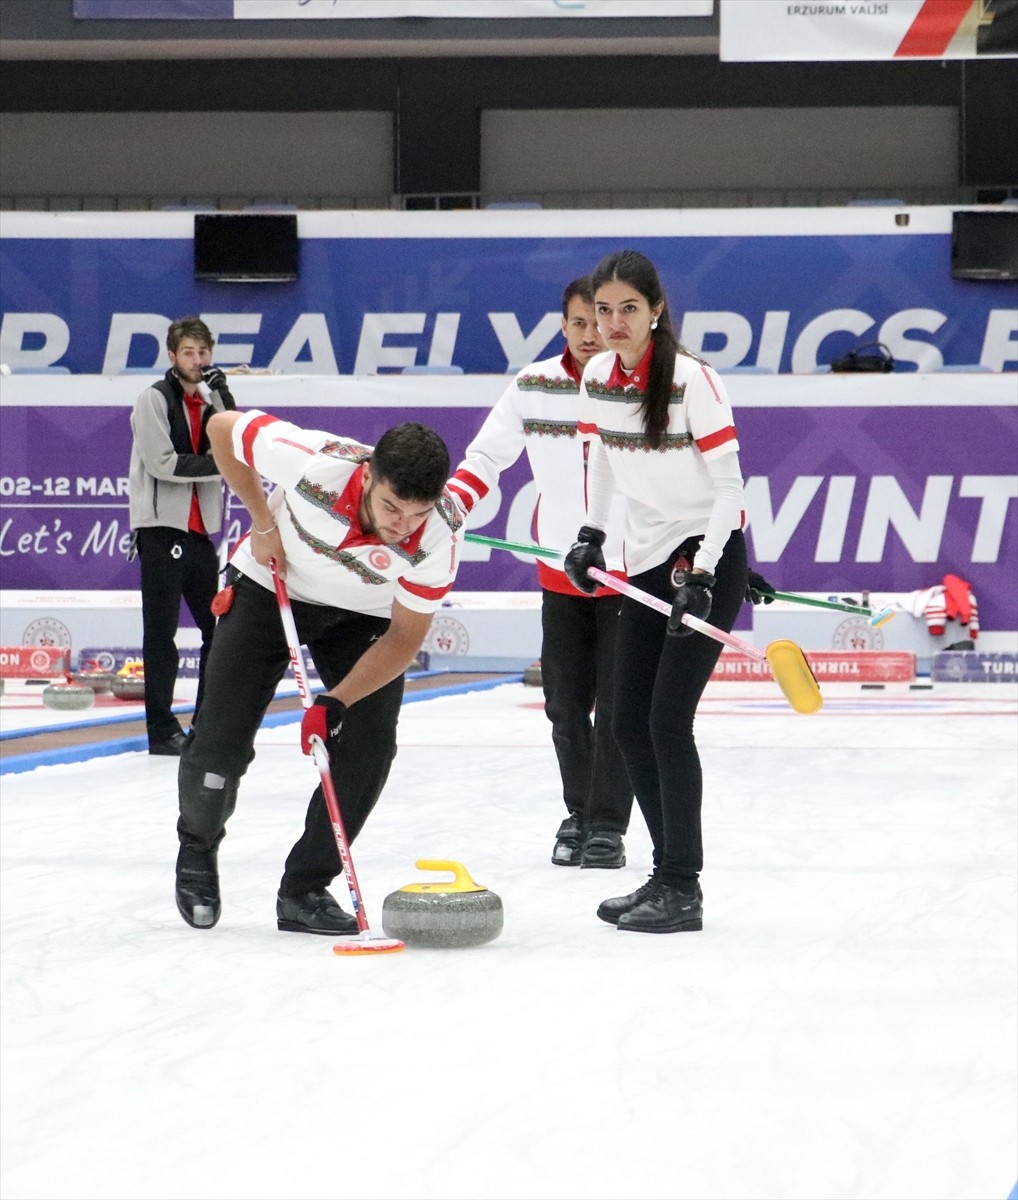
[612,530,748,887]
[137,527,218,744]
[540,589,633,833]
[177,574,402,897]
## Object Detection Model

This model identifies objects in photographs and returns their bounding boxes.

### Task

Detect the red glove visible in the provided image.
[300,695,347,756]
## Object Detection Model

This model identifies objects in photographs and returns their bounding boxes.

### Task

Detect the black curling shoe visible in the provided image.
[581,830,626,869]
[276,889,358,935]
[551,814,584,866]
[595,872,661,925]
[150,730,189,756]
[616,882,703,934]
[175,844,221,929]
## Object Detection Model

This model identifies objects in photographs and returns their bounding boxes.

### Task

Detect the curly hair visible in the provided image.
[371,423,450,502]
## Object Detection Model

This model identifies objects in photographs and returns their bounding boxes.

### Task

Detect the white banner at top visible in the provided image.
[234,0,713,17]
[720,0,1018,61]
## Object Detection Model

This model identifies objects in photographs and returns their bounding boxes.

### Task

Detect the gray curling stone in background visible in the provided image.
[42,681,95,711]
[522,661,542,687]
[71,671,117,693]
[111,677,145,701]
[382,859,503,949]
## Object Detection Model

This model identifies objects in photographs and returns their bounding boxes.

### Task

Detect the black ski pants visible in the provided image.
[540,589,633,833]
[612,530,748,887]
[137,526,218,744]
[178,574,402,897]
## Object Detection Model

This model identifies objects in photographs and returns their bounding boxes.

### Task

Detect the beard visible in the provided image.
[175,365,204,387]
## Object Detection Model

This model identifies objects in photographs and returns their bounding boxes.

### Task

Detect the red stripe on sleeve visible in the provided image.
[577,420,599,435]
[399,580,452,602]
[894,0,971,57]
[450,468,489,500]
[240,414,279,466]
[696,425,737,453]
[446,483,475,512]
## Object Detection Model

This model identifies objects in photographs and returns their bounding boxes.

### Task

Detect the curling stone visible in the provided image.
[42,680,95,711]
[381,860,503,949]
[71,670,117,693]
[112,659,145,700]
[111,676,145,701]
[523,660,542,687]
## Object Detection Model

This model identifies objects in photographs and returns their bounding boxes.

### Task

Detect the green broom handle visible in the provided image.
[465,533,889,621]
[465,532,561,559]
[761,589,878,617]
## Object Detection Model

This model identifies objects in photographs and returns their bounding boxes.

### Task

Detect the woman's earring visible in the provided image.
[651,320,658,330]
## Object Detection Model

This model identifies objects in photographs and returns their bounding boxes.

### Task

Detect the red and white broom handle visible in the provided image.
[585,565,770,664]
[270,561,371,936]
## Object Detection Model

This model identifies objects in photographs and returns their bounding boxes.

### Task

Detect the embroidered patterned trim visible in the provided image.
[437,494,466,533]
[294,477,343,513]
[286,498,430,577]
[677,345,711,368]
[600,430,694,453]
[522,418,577,438]
[322,440,372,462]
[516,374,579,393]
[586,379,686,402]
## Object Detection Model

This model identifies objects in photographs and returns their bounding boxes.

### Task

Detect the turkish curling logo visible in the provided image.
[832,616,884,652]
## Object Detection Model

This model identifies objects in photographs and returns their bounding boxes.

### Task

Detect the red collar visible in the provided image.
[331,463,427,554]
[560,347,582,385]
[606,341,654,390]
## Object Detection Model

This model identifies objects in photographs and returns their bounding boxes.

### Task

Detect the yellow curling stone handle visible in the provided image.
[400,859,487,894]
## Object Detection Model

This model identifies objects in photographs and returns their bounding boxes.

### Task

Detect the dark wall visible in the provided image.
[4,55,1015,195]
[2,0,1015,197]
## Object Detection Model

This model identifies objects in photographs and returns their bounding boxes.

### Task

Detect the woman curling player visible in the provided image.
[564,249,750,935]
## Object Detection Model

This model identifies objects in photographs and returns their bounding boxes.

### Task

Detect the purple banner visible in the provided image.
[2,399,1015,629]
[931,652,1018,683]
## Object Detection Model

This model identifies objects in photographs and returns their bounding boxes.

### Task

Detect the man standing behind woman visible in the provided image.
[565,250,749,934]
[449,277,634,869]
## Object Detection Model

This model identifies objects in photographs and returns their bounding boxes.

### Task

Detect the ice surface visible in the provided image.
[2,681,1016,1200]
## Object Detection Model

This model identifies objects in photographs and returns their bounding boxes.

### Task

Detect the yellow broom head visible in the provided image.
[765,640,823,714]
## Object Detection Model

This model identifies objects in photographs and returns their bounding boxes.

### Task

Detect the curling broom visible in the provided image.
[754,587,894,628]
[271,561,404,955]
[466,533,891,627]
[464,532,822,715]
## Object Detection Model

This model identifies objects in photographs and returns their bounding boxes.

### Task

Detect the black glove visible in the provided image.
[563,526,607,595]
[746,569,776,605]
[667,570,715,637]
[300,694,347,757]
[201,366,235,409]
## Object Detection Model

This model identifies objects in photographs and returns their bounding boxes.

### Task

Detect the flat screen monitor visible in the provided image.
[950,210,1018,281]
[194,213,299,282]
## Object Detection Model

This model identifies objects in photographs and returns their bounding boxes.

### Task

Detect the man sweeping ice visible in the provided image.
[173,409,463,934]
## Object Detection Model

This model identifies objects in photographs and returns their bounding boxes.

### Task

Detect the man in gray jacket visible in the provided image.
[128,316,235,755]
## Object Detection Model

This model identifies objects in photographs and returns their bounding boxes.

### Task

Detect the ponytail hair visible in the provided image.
[590,249,677,449]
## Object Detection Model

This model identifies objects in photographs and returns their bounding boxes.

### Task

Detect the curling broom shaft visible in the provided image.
[465,532,561,558]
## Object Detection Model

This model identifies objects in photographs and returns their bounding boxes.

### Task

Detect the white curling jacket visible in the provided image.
[226,410,463,618]
[449,350,626,597]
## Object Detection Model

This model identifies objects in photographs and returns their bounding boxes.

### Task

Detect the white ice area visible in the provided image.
[2,682,1016,1200]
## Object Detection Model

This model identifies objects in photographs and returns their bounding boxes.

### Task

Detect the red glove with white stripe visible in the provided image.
[300,695,347,756]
